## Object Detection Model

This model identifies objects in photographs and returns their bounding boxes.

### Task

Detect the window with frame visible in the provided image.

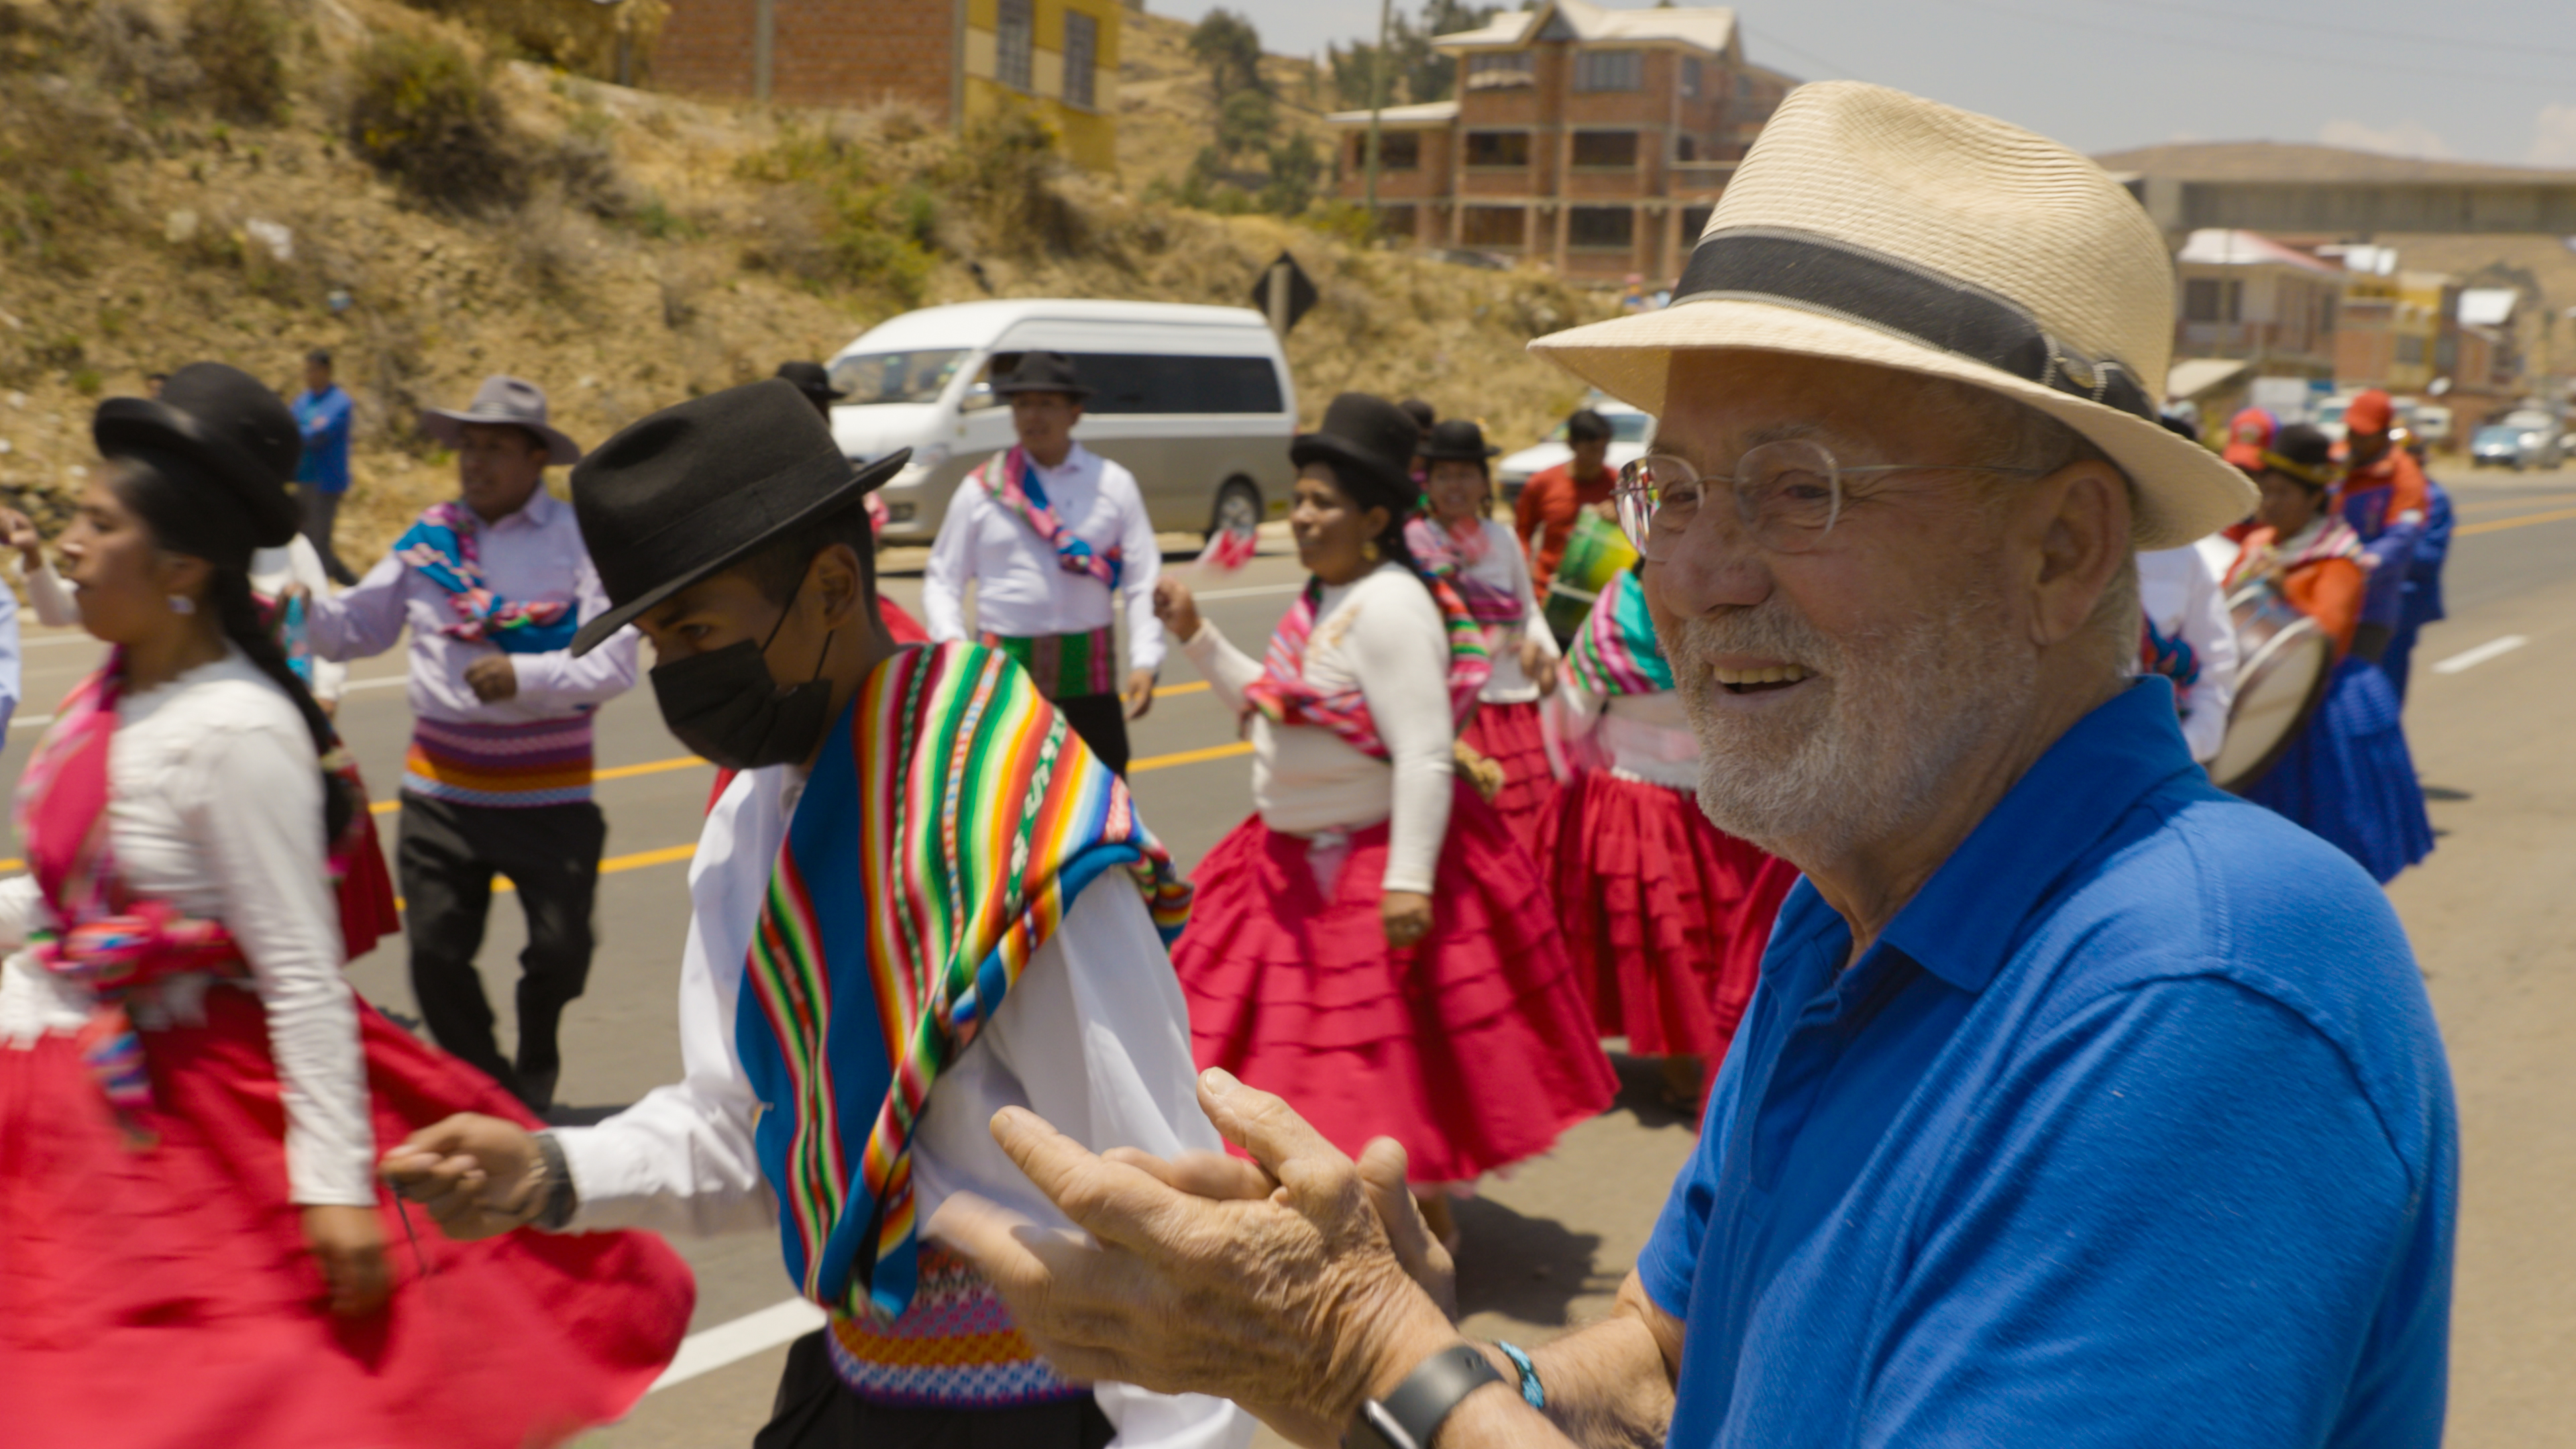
[996,0,1033,93]
[1365,131,1420,169]
[1570,131,1639,168]
[1568,207,1634,249]
[1061,10,1097,109]
[1682,56,1703,97]
[1461,206,1525,247]
[1464,131,1531,167]
[1680,203,1713,240]
[1467,51,1533,86]
[1572,49,1643,92]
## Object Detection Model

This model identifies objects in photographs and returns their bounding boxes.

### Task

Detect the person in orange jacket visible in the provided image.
[2334,388,2429,666]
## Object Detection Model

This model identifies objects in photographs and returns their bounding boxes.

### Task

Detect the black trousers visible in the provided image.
[394,792,605,1104]
[295,482,358,585]
[1054,693,1130,776]
[755,1331,1115,1449]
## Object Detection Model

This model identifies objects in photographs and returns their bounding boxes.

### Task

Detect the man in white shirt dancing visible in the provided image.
[923,351,1162,773]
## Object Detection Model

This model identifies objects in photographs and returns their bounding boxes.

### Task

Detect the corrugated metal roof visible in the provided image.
[2174,229,2341,274]
[2458,288,2519,325]
[1433,0,1737,53]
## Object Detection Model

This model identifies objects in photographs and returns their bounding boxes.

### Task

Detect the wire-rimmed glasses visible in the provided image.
[1611,440,2048,558]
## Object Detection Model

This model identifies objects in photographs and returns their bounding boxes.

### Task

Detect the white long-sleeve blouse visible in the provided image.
[0,647,372,1205]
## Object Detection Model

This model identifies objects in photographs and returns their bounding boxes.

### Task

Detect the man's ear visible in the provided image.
[2023,460,2130,648]
[807,543,868,632]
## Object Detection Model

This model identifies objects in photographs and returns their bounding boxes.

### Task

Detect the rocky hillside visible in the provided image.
[0,0,1612,560]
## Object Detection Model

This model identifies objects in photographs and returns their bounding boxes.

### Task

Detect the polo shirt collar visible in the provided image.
[480,486,559,533]
[1876,678,2200,994]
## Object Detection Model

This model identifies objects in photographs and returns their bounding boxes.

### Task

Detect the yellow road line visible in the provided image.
[1156,680,1210,698]
[2456,504,2576,538]
[2455,492,2576,513]
[1130,741,1252,772]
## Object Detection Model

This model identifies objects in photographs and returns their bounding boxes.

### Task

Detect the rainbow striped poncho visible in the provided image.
[735,643,1190,1333]
[1565,566,1674,698]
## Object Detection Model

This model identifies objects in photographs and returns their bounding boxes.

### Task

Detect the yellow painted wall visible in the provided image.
[961,0,1120,171]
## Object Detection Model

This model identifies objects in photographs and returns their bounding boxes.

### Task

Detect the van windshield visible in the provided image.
[829,350,970,405]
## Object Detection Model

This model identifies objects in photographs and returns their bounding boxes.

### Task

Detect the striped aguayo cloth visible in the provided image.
[735,641,1189,1405]
[402,714,596,807]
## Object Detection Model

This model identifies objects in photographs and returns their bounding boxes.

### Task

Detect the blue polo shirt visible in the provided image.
[292,384,354,493]
[1641,680,2455,1448]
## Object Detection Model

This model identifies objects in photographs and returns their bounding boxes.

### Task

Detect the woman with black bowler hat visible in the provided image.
[0,364,692,1447]
[1152,393,1615,1252]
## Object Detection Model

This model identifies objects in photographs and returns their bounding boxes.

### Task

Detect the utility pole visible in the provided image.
[1363,0,1392,233]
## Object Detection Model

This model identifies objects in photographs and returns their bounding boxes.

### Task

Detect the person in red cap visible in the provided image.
[2334,389,2430,667]
[2220,407,2275,470]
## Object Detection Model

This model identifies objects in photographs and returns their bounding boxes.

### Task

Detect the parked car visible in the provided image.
[2468,411,2567,470]
[1495,398,1655,506]
[825,299,1299,545]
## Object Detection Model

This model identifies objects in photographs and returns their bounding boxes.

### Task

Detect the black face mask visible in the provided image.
[650,592,835,771]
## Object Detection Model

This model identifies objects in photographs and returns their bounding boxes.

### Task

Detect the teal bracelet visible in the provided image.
[1493,1341,1546,1410]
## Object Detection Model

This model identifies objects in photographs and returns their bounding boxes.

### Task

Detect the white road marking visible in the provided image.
[2432,635,2528,675]
[1193,581,1301,600]
[648,1297,828,1393]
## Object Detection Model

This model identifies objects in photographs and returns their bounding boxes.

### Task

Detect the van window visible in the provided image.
[830,350,970,405]
[1002,353,1281,414]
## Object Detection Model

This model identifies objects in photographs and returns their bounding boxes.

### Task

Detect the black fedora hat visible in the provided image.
[92,361,302,548]
[567,378,908,655]
[1417,418,1499,462]
[989,350,1092,400]
[1289,393,1419,509]
[775,360,843,404]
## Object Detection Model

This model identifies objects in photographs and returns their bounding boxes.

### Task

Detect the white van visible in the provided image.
[824,299,1300,547]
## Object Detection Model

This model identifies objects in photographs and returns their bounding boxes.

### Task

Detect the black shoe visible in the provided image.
[515,1067,558,1116]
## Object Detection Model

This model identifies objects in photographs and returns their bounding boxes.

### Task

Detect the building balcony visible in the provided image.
[1669,160,1738,193]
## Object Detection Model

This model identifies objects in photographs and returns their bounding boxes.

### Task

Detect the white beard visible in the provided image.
[1669,580,2035,863]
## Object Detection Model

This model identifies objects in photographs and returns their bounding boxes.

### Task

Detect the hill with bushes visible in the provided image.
[0,0,1613,557]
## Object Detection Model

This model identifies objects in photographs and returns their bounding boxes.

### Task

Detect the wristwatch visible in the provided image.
[1343,1344,1507,1449]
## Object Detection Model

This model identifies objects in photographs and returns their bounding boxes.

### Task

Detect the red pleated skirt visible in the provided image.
[0,986,695,1449]
[1460,700,1560,855]
[1539,769,1801,1063]
[1175,781,1617,1185]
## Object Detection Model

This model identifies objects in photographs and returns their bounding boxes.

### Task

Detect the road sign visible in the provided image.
[1252,251,1318,337]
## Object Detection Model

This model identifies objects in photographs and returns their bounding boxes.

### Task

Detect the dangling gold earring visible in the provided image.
[1360,537,1381,564]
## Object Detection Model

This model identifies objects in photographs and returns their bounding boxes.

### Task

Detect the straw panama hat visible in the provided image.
[1529,81,2256,549]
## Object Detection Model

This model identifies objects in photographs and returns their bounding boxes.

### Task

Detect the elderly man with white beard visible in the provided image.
[926,83,2457,1449]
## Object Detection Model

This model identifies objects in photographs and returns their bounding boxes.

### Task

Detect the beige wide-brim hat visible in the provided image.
[1531,81,2255,549]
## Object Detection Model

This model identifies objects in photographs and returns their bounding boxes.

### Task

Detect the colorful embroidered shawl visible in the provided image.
[1240,568,1493,759]
[392,500,578,654]
[1564,568,1673,698]
[978,447,1121,590]
[2137,614,2200,690]
[735,642,1190,1322]
[16,659,246,1132]
[1403,516,1524,627]
[2224,514,2365,593]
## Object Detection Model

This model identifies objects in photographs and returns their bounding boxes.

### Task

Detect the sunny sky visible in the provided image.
[1165,0,2576,170]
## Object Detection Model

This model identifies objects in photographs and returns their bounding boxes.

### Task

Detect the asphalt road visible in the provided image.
[4,464,2570,1447]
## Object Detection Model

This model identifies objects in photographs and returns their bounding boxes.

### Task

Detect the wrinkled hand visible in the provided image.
[1124,667,1157,722]
[1152,578,1201,645]
[380,1112,544,1240]
[464,653,517,702]
[1381,890,1434,949]
[928,1070,1463,1449]
[303,1202,392,1316]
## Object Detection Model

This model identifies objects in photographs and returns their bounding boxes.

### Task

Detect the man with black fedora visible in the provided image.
[923,349,1163,774]
[381,378,1248,1449]
[307,373,635,1114]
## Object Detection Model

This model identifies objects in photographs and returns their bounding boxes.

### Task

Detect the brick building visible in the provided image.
[1324,0,1792,282]
[2170,229,2344,382]
[653,0,1121,171]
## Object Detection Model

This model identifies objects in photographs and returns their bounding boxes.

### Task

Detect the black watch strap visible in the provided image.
[1344,1345,1506,1449]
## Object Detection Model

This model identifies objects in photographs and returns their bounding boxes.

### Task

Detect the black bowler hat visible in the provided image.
[1417,418,1499,462]
[93,362,302,547]
[990,350,1093,400]
[775,360,843,406]
[566,378,908,655]
[1290,393,1419,511]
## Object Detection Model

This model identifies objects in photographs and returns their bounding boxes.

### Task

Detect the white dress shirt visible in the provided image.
[304,487,639,724]
[922,443,1166,675]
[1182,564,1457,894]
[553,766,1248,1449]
[2137,545,2239,765]
[0,648,371,1205]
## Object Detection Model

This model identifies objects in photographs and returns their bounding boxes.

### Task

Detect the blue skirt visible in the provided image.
[2243,656,2434,883]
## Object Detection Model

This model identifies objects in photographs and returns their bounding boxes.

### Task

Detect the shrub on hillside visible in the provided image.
[347,34,523,209]
[736,124,935,305]
[183,0,287,123]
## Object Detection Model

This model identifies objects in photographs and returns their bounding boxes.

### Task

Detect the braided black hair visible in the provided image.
[107,455,356,844]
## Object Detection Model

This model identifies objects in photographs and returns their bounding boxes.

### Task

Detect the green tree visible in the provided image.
[1215,87,1275,162]
[1261,131,1323,215]
[1188,9,1268,107]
